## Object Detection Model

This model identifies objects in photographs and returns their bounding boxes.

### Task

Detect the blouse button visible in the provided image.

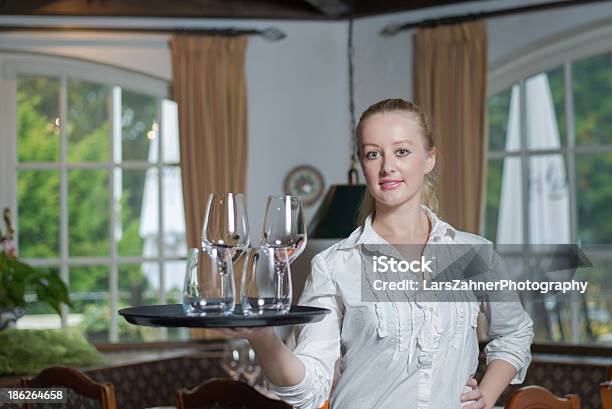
[418,352,433,368]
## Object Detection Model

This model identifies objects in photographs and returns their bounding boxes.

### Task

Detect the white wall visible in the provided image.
[487,1,612,66]
[242,21,349,238]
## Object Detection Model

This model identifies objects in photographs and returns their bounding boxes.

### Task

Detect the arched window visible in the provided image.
[485,23,612,345]
[0,53,187,343]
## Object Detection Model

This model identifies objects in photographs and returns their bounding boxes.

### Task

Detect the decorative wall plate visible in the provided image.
[283,165,325,207]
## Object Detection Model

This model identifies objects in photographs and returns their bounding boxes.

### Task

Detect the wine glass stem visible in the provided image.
[276,260,292,307]
[278,270,282,300]
[219,248,233,299]
[276,261,284,298]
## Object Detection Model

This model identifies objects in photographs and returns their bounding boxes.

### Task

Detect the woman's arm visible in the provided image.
[218,326,306,386]
[459,317,529,409]
[475,250,534,408]
[483,251,535,382]
[219,253,342,409]
[459,316,531,409]
[477,359,518,409]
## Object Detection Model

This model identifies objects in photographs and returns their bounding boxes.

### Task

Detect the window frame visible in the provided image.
[485,23,612,345]
[0,52,183,343]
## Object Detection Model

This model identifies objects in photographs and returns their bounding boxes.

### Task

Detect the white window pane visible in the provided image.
[576,153,612,244]
[67,79,110,162]
[162,99,180,163]
[164,259,185,305]
[115,168,159,257]
[488,87,513,152]
[68,169,110,257]
[487,85,521,152]
[573,52,612,146]
[16,267,63,330]
[12,63,178,345]
[523,254,611,344]
[574,256,612,344]
[118,263,161,342]
[528,154,570,244]
[18,170,60,258]
[525,68,566,149]
[165,260,188,341]
[485,157,524,243]
[70,265,110,343]
[121,90,158,162]
[17,75,60,162]
[162,166,187,257]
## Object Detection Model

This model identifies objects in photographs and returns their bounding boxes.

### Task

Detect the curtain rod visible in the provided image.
[0,25,286,41]
[381,0,612,36]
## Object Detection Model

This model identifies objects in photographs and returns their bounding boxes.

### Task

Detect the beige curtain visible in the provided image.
[413,20,487,234]
[171,34,248,248]
[171,34,248,339]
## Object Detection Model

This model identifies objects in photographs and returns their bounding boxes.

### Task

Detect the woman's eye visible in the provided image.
[396,148,411,157]
[366,151,381,160]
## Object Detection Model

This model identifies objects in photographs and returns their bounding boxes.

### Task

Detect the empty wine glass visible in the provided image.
[221,339,247,380]
[201,193,249,314]
[202,192,250,261]
[261,195,306,263]
[182,247,235,315]
[241,246,292,314]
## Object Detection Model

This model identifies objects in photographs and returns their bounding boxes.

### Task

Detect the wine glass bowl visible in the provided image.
[261,195,307,263]
[202,193,250,250]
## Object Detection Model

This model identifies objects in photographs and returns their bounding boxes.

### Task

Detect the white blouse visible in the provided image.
[268,205,534,409]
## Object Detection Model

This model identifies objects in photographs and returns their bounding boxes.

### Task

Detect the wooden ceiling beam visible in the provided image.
[0,0,331,20]
[353,0,488,18]
[301,0,351,18]
[0,0,502,19]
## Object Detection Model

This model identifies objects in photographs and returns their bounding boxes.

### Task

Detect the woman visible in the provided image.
[220,99,533,409]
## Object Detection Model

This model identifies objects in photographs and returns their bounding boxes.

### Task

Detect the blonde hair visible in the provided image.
[356,98,439,225]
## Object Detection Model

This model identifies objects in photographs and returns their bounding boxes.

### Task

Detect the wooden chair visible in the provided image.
[21,366,117,409]
[506,386,580,409]
[608,364,612,381]
[176,378,291,409]
[601,381,612,409]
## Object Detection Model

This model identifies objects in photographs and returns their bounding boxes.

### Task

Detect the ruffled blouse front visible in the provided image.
[268,205,534,409]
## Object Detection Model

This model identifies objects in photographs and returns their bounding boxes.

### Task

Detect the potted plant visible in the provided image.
[0,208,71,330]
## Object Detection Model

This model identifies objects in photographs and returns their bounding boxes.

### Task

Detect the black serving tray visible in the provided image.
[119,304,330,328]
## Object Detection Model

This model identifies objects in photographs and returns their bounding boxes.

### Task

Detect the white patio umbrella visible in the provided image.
[496,74,576,341]
[139,100,186,293]
[497,74,570,245]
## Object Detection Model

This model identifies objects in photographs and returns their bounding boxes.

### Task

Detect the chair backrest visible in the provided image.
[506,386,580,409]
[176,378,291,409]
[601,381,612,409]
[608,364,612,381]
[21,366,117,409]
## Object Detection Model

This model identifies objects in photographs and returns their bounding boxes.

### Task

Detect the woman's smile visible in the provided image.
[379,179,404,190]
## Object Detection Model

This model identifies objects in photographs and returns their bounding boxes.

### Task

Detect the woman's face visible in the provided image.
[359,111,435,210]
